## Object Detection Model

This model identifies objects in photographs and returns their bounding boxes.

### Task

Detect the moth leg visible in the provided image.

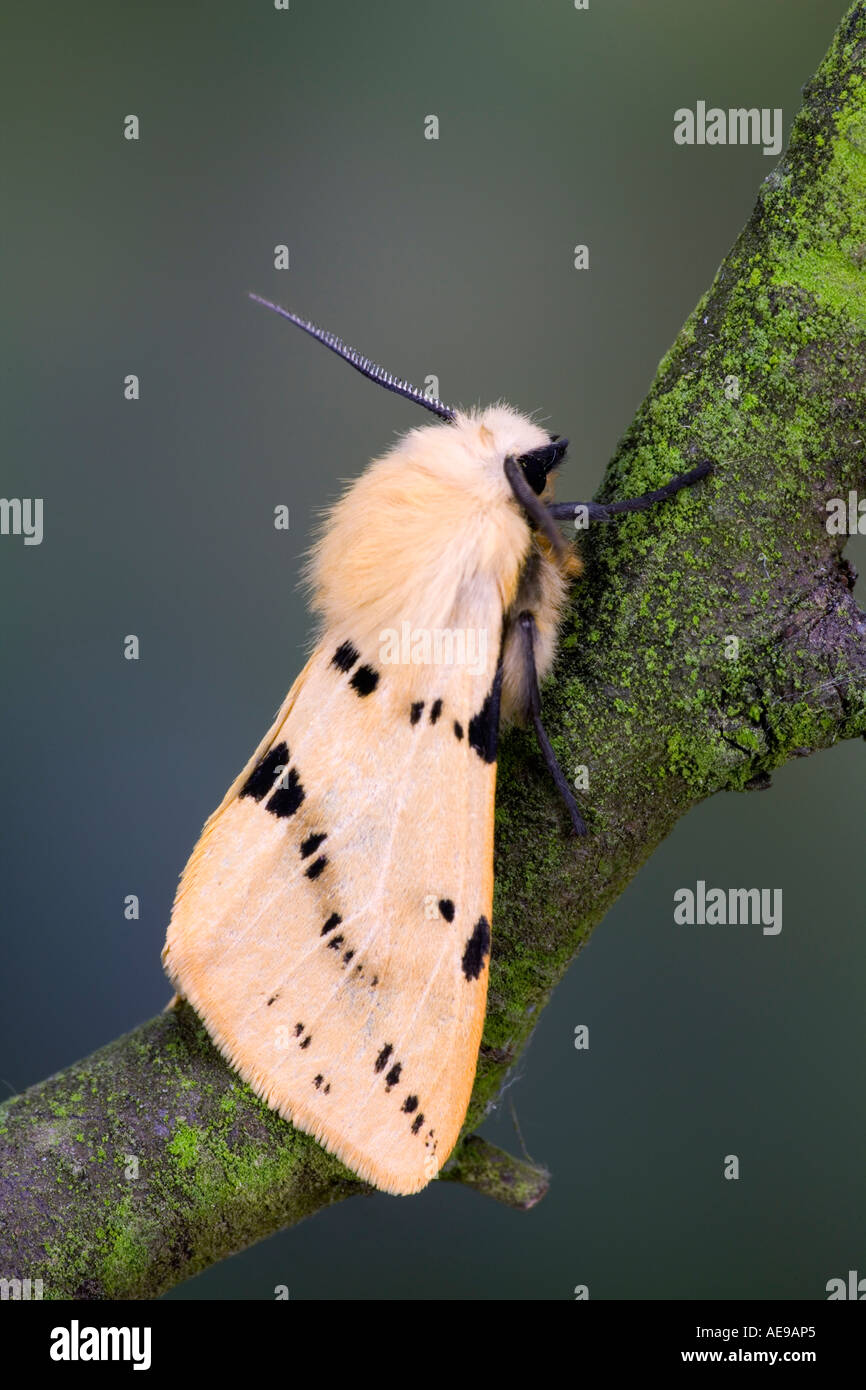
[517,611,587,837]
[547,459,712,524]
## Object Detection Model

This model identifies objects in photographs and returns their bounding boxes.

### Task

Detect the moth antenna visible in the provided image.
[547,460,713,521]
[248,293,456,422]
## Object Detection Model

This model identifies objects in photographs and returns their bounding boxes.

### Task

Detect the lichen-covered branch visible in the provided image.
[2,1,866,1300]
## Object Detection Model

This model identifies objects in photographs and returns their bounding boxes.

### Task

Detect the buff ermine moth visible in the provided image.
[161,296,711,1195]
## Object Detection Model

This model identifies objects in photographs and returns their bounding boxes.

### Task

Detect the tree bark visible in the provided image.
[2,1,866,1300]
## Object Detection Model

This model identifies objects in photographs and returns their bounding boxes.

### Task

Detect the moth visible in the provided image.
[162,297,710,1195]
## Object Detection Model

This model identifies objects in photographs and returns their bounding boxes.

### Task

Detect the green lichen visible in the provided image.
[167,1122,200,1171]
[101,1196,151,1299]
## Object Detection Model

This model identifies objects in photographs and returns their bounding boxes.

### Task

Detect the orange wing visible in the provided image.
[162,630,501,1194]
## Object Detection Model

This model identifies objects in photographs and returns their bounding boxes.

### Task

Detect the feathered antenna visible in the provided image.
[248,294,456,422]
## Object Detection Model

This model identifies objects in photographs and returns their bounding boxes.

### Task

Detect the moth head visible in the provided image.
[460,405,574,565]
[456,404,566,498]
[516,435,569,495]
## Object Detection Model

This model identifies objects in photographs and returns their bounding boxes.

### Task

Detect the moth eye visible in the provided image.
[518,436,569,495]
[518,450,549,495]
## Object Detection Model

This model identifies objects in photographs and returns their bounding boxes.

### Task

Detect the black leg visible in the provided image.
[547,460,712,523]
[517,612,587,836]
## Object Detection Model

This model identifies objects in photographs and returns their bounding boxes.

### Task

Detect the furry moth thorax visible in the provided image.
[308,403,580,725]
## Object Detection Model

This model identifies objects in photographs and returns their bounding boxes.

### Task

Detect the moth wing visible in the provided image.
[162,635,500,1195]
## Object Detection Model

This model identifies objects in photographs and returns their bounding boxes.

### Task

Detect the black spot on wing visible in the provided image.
[384,1063,402,1091]
[314,1074,323,1089]
[305,855,328,880]
[462,915,491,981]
[321,912,342,936]
[375,1044,393,1074]
[294,1023,304,1036]
[402,1095,419,1113]
[438,898,455,923]
[343,949,354,964]
[300,1035,311,1049]
[265,767,305,818]
[411,1114,425,1135]
[300,832,327,858]
[410,701,424,725]
[453,721,464,740]
[430,698,443,724]
[332,641,360,672]
[468,661,504,763]
[350,664,379,696]
[240,743,289,802]
[327,935,345,951]
[266,993,280,1007]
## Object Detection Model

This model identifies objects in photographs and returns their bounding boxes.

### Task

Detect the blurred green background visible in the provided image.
[3,0,864,1299]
